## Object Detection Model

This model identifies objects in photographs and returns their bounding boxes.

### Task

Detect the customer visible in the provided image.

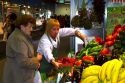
[3,13,17,41]
[37,18,87,82]
[3,14,42,83]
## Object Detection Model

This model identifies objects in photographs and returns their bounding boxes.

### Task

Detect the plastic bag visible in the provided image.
[57,73,64,83]
[34,70,42,83]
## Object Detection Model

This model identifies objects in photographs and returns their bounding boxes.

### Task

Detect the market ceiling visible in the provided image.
[2,0,70,8]
[3,0,57,3]
[2,0,58,8]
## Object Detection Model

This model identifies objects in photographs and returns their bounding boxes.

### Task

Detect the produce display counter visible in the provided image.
[55,25,125,83]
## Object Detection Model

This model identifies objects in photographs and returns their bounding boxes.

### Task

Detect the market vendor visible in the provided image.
[37,18,87,82]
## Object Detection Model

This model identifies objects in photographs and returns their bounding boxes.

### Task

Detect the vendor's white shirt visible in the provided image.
[37,28,78,63]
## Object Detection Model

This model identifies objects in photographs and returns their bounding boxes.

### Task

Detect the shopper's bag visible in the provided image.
[34,70,42,83]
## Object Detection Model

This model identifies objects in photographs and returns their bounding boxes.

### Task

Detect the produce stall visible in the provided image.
[50,0,125,83]
[55,24,125,83]
[55,0,125,83]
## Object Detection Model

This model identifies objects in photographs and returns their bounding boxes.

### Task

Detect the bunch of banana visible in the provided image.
[81,65,101,83]
[81,75,99,83]
[80,59,125,83]
[82,65,101,79]
[118,68,125,83]
[98,59,123,83]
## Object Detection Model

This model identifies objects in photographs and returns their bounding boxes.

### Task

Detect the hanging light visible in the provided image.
[28,5,30,8]
[21,10,25,14]
[4,2,8,5]
[23,5,26,7]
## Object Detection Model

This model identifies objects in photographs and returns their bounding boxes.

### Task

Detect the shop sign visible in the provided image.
[106,6,125,34]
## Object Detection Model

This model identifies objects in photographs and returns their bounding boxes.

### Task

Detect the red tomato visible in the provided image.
[117,27,122,33]
[68,58,76,64]
[75,60,82,66]
[105,41,114,47]
[82,56,94,62]
[112,32,119,39]
[114,24,122,32]
[106,35,114,41]
[95,36,102,42]
[122,25,125,31]
[95,36,104,45]
[100,48,110,55]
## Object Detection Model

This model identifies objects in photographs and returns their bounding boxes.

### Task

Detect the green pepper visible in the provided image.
[76,49,86,59]
[85,40,99,49]
[89,52,99,57]
[91,45,103,52]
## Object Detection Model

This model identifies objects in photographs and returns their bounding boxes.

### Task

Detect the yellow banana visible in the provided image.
[103,79,111,83]
[92,80,98,83]
[80,79,84,83]
[82,65,101,79]
[99,61,110,81]
[80,76,98,83]
[82,69,100,79]
[107,79,111,83]
[84,65,101,71]
[118,69,125,81]
[106,59,118,80]
[103,79,107,83]
[119,68,125,73]
[111,60,123,83]
[118,79,125,83]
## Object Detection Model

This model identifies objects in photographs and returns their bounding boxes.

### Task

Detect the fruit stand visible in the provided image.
[54,0,125,83]
[56,24,125,83]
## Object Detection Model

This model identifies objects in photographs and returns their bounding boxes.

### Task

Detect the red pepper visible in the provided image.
[82,56,94,63]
